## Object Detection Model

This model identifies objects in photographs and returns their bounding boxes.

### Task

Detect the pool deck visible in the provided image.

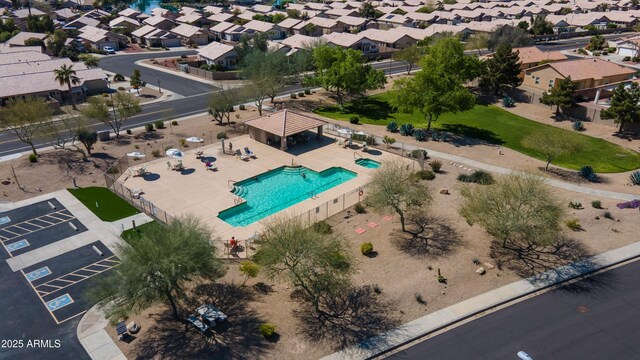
[119,134,401,241]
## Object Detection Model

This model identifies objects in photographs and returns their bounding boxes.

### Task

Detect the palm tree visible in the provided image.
[53,64,80,110]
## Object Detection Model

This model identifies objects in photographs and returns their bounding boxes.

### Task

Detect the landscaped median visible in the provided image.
[68,186,140,222]
[315,92,640,173]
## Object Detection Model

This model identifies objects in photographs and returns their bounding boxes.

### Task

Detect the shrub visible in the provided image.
[399,123,414,136]
[171,120,178,126]
[126,129,132,135]
[144,123,154,132]
[591,200,602,209]
[179,139,187,147]
[566,219,582,231]
[616,200,640,209]
[410,149,428,159]
[260,323,276,338]
[386,121,398,133]
[572,121,584,131]
[349,115,360,124]
[416,169,436,180]
[415,293,426,304]
[414,129,427,141]
[217,132,227,140]
[28,153,37,163]
[472,257,481,265]
[297,91,305,97]
[154,120,165,129]
[312,220,333,234]
[113,73,125,81]
[457,170,494,185]
[568,201,583,209]
[383,135,396,147]
[579,165,597,182]
[603,211,614,220]
[623,56,631,62]
[354,202,366,214]
[361,242,373,256]
[117,86,125,91]
[290,93,297,99]
[430,160,442,172]
[152,149,161,157]
[304,88,311,95]
[629,171,640,185]
[577,48,588,55]
[239,104,246,110]
[502,96,515,107]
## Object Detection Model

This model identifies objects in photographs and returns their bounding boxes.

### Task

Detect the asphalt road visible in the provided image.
[98,50,219,96]
[388,259,640,360]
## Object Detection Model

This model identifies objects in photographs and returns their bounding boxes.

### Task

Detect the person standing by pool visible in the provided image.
[228,142,233,154]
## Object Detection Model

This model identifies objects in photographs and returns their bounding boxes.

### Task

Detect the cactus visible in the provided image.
[399,123,415,136]
[630,170,640,185]
[572,121,584,131]
[414,129,427,141]
[386,121,398,133]
[579,165,597,182]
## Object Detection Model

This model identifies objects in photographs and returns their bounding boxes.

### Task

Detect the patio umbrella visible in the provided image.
[165,148,184,158]
[185,137,204,143]
[126,151,145,158]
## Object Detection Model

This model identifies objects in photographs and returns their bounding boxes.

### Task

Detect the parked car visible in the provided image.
[102,46,116,54]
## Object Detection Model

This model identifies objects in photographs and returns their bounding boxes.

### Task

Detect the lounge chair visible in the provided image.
[187,315,209,333]
[337,140,345,147]
[235,149,249,161]
[243,147,256,158]
[362,144,369,152]
[195,150,204,158]
[166,161,172,170]
[196,304,227,325]
[205,162,217,171]
[172,160,184,171]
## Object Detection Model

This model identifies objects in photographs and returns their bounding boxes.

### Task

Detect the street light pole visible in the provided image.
[157,78,162,94]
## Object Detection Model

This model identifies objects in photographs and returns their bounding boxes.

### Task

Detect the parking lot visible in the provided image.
[21,241,118,324]
[0,196,120,360]
[0,199,87,257]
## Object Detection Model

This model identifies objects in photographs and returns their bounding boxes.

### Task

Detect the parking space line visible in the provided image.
[33,255,120,297]
[20,269,60,324]
[0,210,78,244]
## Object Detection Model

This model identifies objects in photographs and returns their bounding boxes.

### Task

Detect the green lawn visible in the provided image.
[315,93,640,173]
[120,221,161,243]
[68,187,140,222]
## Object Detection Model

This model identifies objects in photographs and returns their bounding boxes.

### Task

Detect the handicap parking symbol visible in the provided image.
[26,267,52,282]
[46,294,74,311]
[7,239,29,252]
[0,216,10,225]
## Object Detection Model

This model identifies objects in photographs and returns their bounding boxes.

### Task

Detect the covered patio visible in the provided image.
[244,109,327,151]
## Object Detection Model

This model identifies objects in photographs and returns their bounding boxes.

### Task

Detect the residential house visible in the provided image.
[322,32,378,54]
[222,24,255,42]
[203,5,224,15]
[143,28,181,47]
[376,14,413,29]
[244,19,286,39]
[207,12,234,25]
[252,4,273,14]
[53,8,80,24]
[336,15,368,32]
[293,17,342,36]
[359,28,416,49]
[277,18,303,36]
[209,21,235,41]
[323,8,359,19]
[109,16,141,32]
[144,15,176,30]
[616,38,640,58]
[176,12,206,27]
[131,25,157,44]
[170,23,209,45]
[280,33,318,52]
[513,46,568,74]
[5,32,47,47]
[118,8,142,19]
[78,25,127,50]
[522,58,636,92]
[0,52,107,106]
[197,41,238,69]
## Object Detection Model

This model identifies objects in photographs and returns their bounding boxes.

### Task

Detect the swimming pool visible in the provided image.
[218,166,357,227]
[355,158,381,169]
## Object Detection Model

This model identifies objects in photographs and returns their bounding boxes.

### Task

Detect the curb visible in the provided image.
[321,241,640,360]
[77,304,126,360]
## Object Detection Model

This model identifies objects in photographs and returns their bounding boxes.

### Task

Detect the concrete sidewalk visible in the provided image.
[77,305,126,360]
[365,133,638,201]
[322,241,640,360]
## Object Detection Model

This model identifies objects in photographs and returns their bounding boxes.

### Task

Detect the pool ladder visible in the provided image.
[228,179,237,190]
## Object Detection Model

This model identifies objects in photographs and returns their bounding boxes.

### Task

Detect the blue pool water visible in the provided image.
[131,0,161,14]
[218,166,357,226]
[355,158,381,169]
